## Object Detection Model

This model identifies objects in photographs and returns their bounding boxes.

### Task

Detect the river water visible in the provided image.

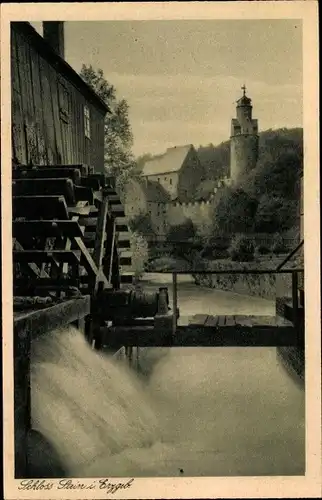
[30,273,305,478]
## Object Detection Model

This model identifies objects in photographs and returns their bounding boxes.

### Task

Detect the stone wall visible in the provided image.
[167,199,214,227]
[193,271,276,300]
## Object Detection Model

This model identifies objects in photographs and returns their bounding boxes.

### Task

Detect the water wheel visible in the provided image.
[12,163,134,342]
[12,163,138,478]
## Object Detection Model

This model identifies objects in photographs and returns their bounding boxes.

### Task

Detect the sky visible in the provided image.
[32,20,302,157]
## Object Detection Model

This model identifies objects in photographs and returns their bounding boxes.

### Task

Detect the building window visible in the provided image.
[169,178,172,185]
[164,177,167,181]
[84,105,91,139]
[158,177,160,182]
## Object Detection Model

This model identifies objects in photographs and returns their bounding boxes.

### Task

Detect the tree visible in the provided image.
[229,234,255,262]
[129,231,149,279]
[254,194,298,233]
[212,187,258,234]
[128,213,155,238]
[166,219,196,243]
[240,128,303,201]
[80,65,137,191]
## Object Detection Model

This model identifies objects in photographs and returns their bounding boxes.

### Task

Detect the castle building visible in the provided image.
[230,85,259,182]
[141,144,205,202]
[124,87,259,240]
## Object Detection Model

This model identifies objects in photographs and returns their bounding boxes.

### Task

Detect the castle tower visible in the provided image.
[230,85,259,182]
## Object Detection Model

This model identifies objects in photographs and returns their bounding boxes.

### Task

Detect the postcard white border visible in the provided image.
[1,2,321,499]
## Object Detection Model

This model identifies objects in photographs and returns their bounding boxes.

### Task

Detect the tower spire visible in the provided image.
[241,84,246,97]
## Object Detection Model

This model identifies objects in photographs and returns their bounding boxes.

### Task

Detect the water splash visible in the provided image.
[30,326,305,477]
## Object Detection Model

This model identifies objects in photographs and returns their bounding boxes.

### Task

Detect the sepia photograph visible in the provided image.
[1,2,320,499]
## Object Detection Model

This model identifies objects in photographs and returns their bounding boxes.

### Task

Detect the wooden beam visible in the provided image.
[74,237,109,288]
[15,163,88,176]
[14,296,91,342]
[13,195,69,220]
[80,177,101,191]
[93,198,109,270]
[12,178,76,205]
[12,168,82,185]
[14,278,80,294]
[13,250,80,265]
[74,185,94,204]
[67,205,91,216]
[13,220,84,238]
[13,240,50,279]
[108,222,116,283]
[103,322,298,347]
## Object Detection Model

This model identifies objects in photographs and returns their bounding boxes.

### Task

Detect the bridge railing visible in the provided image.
[151,268,304,334]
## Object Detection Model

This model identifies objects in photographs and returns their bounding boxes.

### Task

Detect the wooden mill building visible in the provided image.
[11,21,108,171]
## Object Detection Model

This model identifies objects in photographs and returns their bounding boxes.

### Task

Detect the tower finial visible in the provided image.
[241,84,246,96]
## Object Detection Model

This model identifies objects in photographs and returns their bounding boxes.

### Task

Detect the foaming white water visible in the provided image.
[31,327,305,477]
[31,327,159,476]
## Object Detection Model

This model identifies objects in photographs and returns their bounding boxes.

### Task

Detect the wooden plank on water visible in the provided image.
[204,315,219,327]
[234,315,250,326]
[225,315,236,326]
[218,315,226,326]
[189,314,209,326]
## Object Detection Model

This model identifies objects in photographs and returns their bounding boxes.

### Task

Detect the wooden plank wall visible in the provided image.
[11,26,105,171]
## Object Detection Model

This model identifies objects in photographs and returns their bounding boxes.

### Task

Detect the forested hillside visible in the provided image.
[209,128,303,235]
[194,128,303,200]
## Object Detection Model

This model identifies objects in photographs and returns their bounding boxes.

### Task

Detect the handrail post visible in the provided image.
[172,272,178,335]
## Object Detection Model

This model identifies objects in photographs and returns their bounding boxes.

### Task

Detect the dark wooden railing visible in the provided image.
[163,268,304,335]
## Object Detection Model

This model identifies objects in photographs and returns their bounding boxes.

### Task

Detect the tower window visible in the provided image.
[169,178,172,185]
[84,105,91,139]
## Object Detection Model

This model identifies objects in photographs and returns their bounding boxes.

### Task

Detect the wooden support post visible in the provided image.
[108,223,116,283]
[93,197,109,274]
[172,272,178,335]
[13,239,50,279]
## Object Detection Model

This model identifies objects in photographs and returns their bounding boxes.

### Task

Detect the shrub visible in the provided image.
[129,231,149,279]
[166,218,196,243]
[272,235,288,255]
[257,242,271,255]
[128,213,155,238]
[229,235,255,262]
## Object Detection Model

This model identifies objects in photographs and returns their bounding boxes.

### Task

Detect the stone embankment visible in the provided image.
[192,260,279,300]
